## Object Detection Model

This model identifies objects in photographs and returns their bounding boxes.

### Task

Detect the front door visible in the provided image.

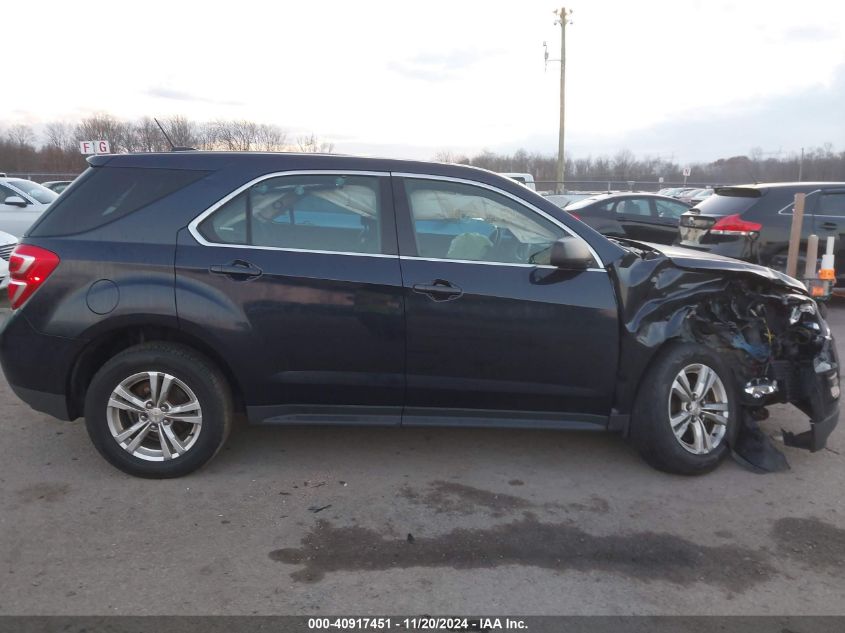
[175,171,406,424]
[393,175,619,427]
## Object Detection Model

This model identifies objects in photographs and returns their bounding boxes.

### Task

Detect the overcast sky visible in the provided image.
[7,0,845,162]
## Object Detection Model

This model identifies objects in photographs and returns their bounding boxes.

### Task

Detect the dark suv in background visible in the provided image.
[0,153,838,478]
[678,182,845,282]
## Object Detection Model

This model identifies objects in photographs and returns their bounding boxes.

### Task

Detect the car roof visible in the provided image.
[88,151,500,179]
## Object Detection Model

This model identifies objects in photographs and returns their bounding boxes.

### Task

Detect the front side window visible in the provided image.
[198,174,383,254]
[615,198,652,216]
[8,179,57,204]
[404,178,566,265]
[0,184,24,205]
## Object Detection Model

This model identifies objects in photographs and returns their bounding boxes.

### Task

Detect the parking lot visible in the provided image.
[0,297,843,616]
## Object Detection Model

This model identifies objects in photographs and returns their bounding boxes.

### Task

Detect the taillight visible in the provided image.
[8,244,60,309]
[709,214,762,236]
[568,211,582,221]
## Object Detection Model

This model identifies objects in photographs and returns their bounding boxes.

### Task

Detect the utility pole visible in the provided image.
[553,7,572,194]
[798,147,804,182]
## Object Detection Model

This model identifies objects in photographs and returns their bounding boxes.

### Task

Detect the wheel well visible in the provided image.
[68,326,244,419]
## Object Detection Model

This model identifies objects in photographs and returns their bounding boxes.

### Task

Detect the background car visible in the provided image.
[678,182,845,282]
[679,187,714,206]
[0,228,17,289]
[41,180,73,194]
[0,178,58,237]
[499,172,537,190]
[563,192,691,244]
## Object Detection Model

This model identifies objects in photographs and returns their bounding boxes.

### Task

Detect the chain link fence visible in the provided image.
[535,180,718,194]
[3,172,82,183]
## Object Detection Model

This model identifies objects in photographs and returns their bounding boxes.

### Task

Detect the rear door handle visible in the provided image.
[412,280,463,301]
[821,222,839,230]
[209,260,263,278]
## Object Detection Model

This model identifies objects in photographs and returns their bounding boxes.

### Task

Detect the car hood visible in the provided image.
[622,240,808,293]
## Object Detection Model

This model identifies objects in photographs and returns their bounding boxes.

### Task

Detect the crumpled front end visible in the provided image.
[686,287,839,454]
[611,242,839,465]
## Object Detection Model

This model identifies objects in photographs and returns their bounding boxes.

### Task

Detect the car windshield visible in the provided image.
[7,179,58,204]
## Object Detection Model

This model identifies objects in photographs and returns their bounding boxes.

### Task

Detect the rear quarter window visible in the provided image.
[29,166,209,237]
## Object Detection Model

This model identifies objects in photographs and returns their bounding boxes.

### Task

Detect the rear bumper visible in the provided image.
[7,382,72,420]
[0,310,80,421]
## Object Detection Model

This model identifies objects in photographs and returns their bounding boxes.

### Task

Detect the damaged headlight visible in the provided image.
[789,302,817,325]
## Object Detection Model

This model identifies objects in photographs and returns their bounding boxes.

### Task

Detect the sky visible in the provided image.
[6,0,845,163]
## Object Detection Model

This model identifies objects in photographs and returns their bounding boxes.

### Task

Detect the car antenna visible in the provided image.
[153,118,196,152]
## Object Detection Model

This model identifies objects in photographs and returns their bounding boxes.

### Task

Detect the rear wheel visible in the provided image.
[631,343,738,475]
[84,342,233,478]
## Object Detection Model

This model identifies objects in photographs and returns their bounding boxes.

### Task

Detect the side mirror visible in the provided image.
[549,236,594,269]
[3,196,27,208]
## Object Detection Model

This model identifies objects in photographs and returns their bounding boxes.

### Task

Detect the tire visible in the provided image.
[631,342,738,475]
[84,342,233,478]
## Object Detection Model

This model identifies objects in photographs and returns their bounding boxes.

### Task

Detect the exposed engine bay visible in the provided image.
[611,240,840,471]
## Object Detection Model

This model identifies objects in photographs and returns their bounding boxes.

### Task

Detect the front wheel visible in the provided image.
[631,343,738,475]
[84,342,233,478]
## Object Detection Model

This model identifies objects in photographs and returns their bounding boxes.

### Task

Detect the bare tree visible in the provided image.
[255,123,287,151]
[7,124,35,148]
[134,117,168,152]
[296,133,334,154]
[163,115,197,148]
[74,113,133,153]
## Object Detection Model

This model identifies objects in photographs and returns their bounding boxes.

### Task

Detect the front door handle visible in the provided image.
[821,222,839,230]
[412,279,463,301]
[209,260,263,278]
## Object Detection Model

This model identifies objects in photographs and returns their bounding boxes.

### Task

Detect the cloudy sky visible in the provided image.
[7,0,845,161]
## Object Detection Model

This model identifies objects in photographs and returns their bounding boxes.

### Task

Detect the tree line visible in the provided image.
[435,144,845,187]
[0,114,334,175]
[2,112,843,187]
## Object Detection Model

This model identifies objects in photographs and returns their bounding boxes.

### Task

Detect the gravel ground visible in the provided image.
[1,298,844,615]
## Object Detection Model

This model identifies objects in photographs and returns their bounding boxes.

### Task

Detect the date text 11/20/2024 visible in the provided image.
[307,617,528,630]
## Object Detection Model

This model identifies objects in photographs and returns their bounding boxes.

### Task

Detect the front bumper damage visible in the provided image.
[611,244,840,471]
[687,288,840,468]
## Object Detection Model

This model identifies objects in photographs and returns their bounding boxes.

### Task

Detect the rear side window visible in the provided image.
[694,187,762,216]
[197,174,384,255]
[818,193,845,217]
[29,167,208,237]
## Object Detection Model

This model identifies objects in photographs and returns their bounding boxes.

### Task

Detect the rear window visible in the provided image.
[29,166,209,237]
[692,187,762,216]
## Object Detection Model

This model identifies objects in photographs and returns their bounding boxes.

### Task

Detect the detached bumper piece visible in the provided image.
[781,358,840,452]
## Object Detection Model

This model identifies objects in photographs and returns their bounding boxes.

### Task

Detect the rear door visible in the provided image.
[651,198,689,244]
[613,196,678,244]
[393,173,619,427]
[175,171,406,424]
[810,189,845,278]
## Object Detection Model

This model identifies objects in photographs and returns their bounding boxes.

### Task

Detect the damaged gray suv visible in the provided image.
[0,152,838,477]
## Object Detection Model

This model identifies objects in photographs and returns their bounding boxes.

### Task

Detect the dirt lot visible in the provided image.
[1,300,844,616]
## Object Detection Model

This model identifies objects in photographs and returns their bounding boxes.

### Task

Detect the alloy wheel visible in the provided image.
[106,371,203,461]
[667,363,729,455]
